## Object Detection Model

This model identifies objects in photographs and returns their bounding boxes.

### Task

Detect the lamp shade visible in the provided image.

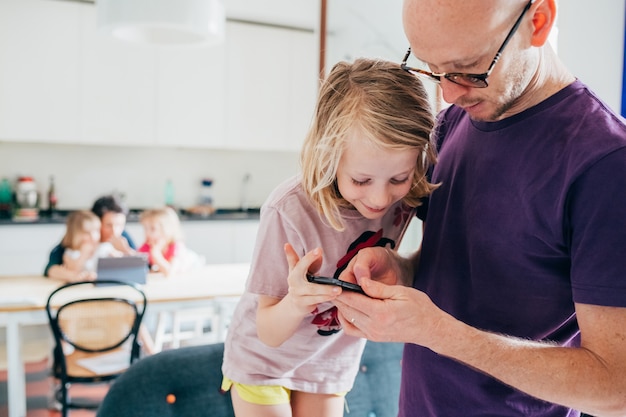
[97,0,225,45]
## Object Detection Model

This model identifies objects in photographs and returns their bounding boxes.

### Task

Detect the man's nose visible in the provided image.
[440,78,471,105]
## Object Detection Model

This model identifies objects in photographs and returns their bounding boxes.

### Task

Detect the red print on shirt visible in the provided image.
[312,228,397,336]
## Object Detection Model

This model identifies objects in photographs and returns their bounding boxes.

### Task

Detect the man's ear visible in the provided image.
[530,0,557,47]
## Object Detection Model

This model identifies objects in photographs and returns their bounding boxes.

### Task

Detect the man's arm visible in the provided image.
[336,275,626,416]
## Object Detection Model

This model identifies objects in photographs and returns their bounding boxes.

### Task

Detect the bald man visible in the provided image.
[334,1,626,416]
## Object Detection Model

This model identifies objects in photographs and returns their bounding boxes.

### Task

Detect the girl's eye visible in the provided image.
[390,177,410,185]
[351,178,369,186]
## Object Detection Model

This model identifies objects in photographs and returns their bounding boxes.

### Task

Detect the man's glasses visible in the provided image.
[400,0,535,88]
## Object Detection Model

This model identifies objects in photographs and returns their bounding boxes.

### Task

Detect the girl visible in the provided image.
[49,210,120,282]
[222,58,437,417]
[137,207,186,276]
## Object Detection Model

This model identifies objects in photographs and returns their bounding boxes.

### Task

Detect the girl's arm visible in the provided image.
[47,264,95,282]
[256,245,340,347]
[62,245,94,273]
[149,246,172,276]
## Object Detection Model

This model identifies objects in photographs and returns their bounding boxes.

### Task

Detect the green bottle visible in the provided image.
[165,179,175,207]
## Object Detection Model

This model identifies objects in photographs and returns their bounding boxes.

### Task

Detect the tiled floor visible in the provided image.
[0,358,109,417]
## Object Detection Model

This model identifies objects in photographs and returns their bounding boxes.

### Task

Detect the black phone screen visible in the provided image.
[306,274,366,295]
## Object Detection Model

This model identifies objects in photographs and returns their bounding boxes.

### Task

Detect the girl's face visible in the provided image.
[336,131,420,220]
[75,220,100,248]
[142,219,164,245]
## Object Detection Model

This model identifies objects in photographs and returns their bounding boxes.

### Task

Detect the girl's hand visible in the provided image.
[283,243,340,316]
[109,235,133,255]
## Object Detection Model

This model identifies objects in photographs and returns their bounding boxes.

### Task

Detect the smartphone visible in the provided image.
[306,274,366,295]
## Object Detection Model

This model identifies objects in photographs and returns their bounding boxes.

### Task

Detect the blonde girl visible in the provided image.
[222,58,437,417]
[138,207,185,276]
[50,210,120,282]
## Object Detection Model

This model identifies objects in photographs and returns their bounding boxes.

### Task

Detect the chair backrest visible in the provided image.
[96,343,234,417]
[46,280,147,380]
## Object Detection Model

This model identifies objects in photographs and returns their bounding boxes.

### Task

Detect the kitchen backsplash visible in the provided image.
[0,142,300,211]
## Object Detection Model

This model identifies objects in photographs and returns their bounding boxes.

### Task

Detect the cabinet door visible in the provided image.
[181,220,259,264]
[225,22,318,152]
[0,224,65,275]
[155,44,227,148]
[0,0,81,143]
[78,6,157,145]
[231,221,260,263]
[226,0,320,30]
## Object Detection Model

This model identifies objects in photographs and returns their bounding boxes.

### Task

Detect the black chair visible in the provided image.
[45,280,147,417]
[96,340,404,417]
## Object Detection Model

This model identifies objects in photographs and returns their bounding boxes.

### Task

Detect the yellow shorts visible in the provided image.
[221,377,346,406]
[221,377,291,405]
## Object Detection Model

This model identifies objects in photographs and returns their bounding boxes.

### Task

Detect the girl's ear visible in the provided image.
[530,0,556,47]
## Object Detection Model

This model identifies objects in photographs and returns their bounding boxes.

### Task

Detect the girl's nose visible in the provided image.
[369,186,393,208]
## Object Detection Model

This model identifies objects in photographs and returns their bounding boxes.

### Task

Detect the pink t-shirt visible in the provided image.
[222,176,416,394]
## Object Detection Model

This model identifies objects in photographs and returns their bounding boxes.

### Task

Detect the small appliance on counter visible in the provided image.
[185,178,216,217]
[14,176,40,221]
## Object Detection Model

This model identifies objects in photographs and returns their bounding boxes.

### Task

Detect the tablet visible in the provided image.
[96,256,149,285]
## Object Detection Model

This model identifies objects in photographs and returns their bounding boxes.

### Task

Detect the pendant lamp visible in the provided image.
[97,0,225,45]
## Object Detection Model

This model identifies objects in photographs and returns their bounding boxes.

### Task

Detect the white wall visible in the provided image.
[326,0,625,114]
[557,0,625,114]
[0,142,299,210]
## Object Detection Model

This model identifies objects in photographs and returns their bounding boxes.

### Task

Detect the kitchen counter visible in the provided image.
[0,207,260,225]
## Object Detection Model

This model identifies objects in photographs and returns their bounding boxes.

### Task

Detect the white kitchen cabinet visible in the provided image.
[155,42,227,148]
[0,219,259,276]
[180,220,259,264]
[78,6,157,146]
[0,223,65,275]
[104,220,259,265]
[0,0,81,143]
[0,1,318,150]
[226,0,320,30]
[225,22,318,151]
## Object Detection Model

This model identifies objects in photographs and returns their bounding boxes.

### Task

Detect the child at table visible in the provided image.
[138,207,199,276]
[48,210,121,282]
[221,58,438,416]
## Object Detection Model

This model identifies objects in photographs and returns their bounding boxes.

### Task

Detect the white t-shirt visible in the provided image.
[222,176,416,394]
[65,242,116,272]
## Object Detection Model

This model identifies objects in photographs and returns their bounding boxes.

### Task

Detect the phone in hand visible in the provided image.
[306,274,366,295]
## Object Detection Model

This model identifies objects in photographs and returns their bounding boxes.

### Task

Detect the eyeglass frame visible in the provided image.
[400,0,536,88]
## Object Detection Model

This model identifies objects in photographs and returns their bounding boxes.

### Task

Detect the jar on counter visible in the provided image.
[16,177,38,209]
[199,178,214,206]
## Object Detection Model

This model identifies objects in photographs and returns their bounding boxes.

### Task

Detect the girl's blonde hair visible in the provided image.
[139,207,183,244]
[61,210,100,249]
[301,58,438,230]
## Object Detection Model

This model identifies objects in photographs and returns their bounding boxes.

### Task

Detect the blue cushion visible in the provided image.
[345,342,403,417]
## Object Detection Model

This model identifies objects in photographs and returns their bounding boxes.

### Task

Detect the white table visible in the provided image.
[0,263,249,417]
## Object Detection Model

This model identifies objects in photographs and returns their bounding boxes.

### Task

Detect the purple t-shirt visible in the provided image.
[402,81,626,417]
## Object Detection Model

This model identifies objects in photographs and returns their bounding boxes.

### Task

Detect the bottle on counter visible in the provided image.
[0,177,12,219]
[47,175,57,215]
[165,179,175,207]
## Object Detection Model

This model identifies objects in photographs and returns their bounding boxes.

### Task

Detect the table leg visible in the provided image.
[6,319,27,417]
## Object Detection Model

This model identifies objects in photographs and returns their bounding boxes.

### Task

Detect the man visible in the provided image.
[335,1,626,416]
[45,194,136,281]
